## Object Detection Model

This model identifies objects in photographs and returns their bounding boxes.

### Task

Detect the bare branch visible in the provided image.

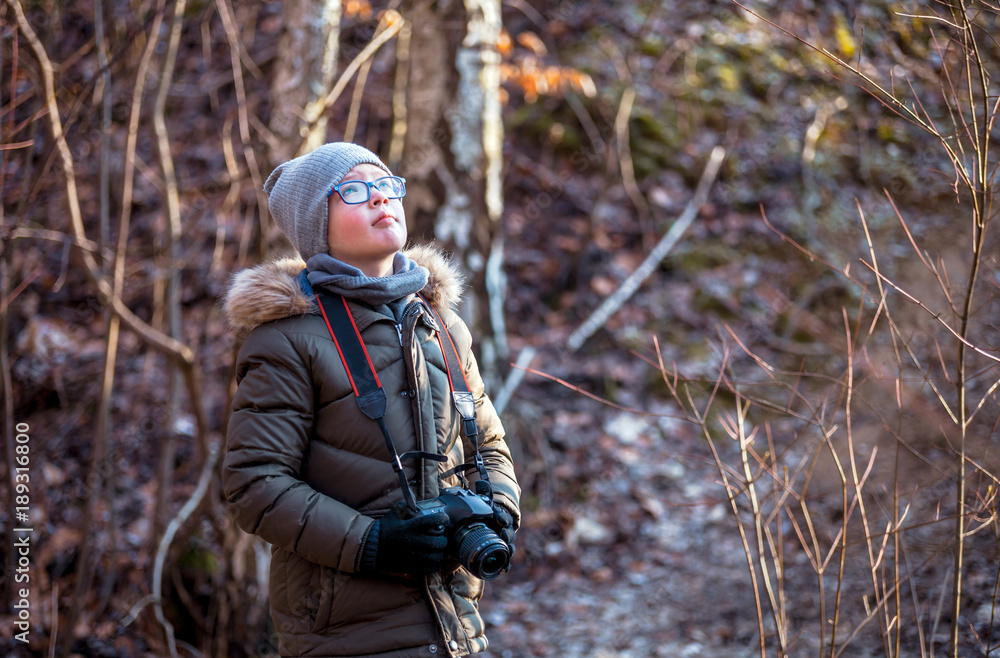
[301,10,404,154]
[5,0,196,366]
[892,12,965,30]
[567,145,726,351]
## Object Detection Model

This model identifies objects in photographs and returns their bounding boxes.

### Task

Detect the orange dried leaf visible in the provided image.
[497,29,513,57]
[516,31,548,57]
[521,72,540,98]
[500,63,518,81]
[569,70,597,98]
[544,66,564,91]
[346,0,373,21]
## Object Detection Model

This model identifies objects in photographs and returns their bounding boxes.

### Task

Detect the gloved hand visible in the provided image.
[361,501,449,575]
[490,502,516,558]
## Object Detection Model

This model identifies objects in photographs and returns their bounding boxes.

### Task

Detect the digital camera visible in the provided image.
[408,487,511,580]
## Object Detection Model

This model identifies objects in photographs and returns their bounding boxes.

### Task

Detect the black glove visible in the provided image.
[361,501,449,575]
[490,502,516,558]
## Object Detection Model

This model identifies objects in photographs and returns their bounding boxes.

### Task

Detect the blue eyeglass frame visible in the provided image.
[328,176,407,203]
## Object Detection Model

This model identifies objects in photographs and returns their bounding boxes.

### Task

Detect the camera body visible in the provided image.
[408,487,511,580]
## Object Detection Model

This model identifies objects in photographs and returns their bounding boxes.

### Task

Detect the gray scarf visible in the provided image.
[306,252,429,318]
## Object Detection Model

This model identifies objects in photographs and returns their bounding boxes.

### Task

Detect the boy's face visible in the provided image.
[326,164,407,277]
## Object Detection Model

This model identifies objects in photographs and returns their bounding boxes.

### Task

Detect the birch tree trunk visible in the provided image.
[399,0,507,386]
[268,0,342,163]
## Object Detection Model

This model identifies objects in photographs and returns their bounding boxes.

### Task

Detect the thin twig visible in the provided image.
[5,0,195,365]
[388,20,412,167]
[599,35,650,245]
[735,394,788,651]
[493,346,537,416]
[152,439,221,657]
[151,4,194,604]
[512,364,671,417]
[567,145,726,350]
[859,260,1000,368]
[343,56,373,144]
[686,351,770,657]
[215,0,269,257]
[62,0,167,648]
[301,10,404,153]
[728,0,974,193]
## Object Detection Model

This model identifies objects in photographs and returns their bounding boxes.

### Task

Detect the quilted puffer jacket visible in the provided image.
[222,244,520,657]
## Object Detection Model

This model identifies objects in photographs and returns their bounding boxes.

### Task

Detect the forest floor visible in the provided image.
[479,210,1000,658]
[4,1,1000,657]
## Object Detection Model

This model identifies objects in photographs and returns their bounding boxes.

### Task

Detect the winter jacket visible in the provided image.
[222,244,520,658]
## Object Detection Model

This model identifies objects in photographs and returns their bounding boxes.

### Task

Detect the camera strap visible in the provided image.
[314,291,492,509]
[418,294,492,497]
[315,292,445,511]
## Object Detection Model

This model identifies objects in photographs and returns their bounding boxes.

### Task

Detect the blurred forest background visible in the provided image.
[2,0,999,656]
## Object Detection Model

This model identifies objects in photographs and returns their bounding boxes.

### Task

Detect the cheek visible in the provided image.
[327,209,349,250]
[328,205,357,233]
[327,204,338,237]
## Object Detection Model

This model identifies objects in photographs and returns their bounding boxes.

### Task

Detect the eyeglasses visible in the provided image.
[328,176,406,204]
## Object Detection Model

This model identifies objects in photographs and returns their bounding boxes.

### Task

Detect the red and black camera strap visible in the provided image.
[418,293,492,494]
[314,291,490,510]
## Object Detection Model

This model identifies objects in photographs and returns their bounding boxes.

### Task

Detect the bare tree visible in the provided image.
[398,0,508,385]
[268,0,342,163]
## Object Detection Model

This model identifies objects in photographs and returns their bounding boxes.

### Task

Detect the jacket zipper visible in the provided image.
[396,300,431,346]
[395,306,409,346]
[396,301,430,500]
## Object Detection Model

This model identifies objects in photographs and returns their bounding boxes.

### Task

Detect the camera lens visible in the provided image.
[454,523,510,580]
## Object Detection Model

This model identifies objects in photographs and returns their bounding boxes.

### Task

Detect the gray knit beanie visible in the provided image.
[263,142,393,261]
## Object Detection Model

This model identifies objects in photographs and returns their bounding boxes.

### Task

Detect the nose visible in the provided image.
[369,184,389,205]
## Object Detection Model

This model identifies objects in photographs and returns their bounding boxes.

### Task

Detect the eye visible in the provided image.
[340,182,366,199]
[378,177,405,197]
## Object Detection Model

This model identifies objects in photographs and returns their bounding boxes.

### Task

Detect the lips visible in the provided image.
[373,212,395,226]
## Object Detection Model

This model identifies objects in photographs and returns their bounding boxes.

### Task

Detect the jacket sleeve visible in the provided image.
[448,316,521,530]
[223,323,374,572]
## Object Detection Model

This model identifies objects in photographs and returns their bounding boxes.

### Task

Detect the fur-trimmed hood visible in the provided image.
[223,243,465,336]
